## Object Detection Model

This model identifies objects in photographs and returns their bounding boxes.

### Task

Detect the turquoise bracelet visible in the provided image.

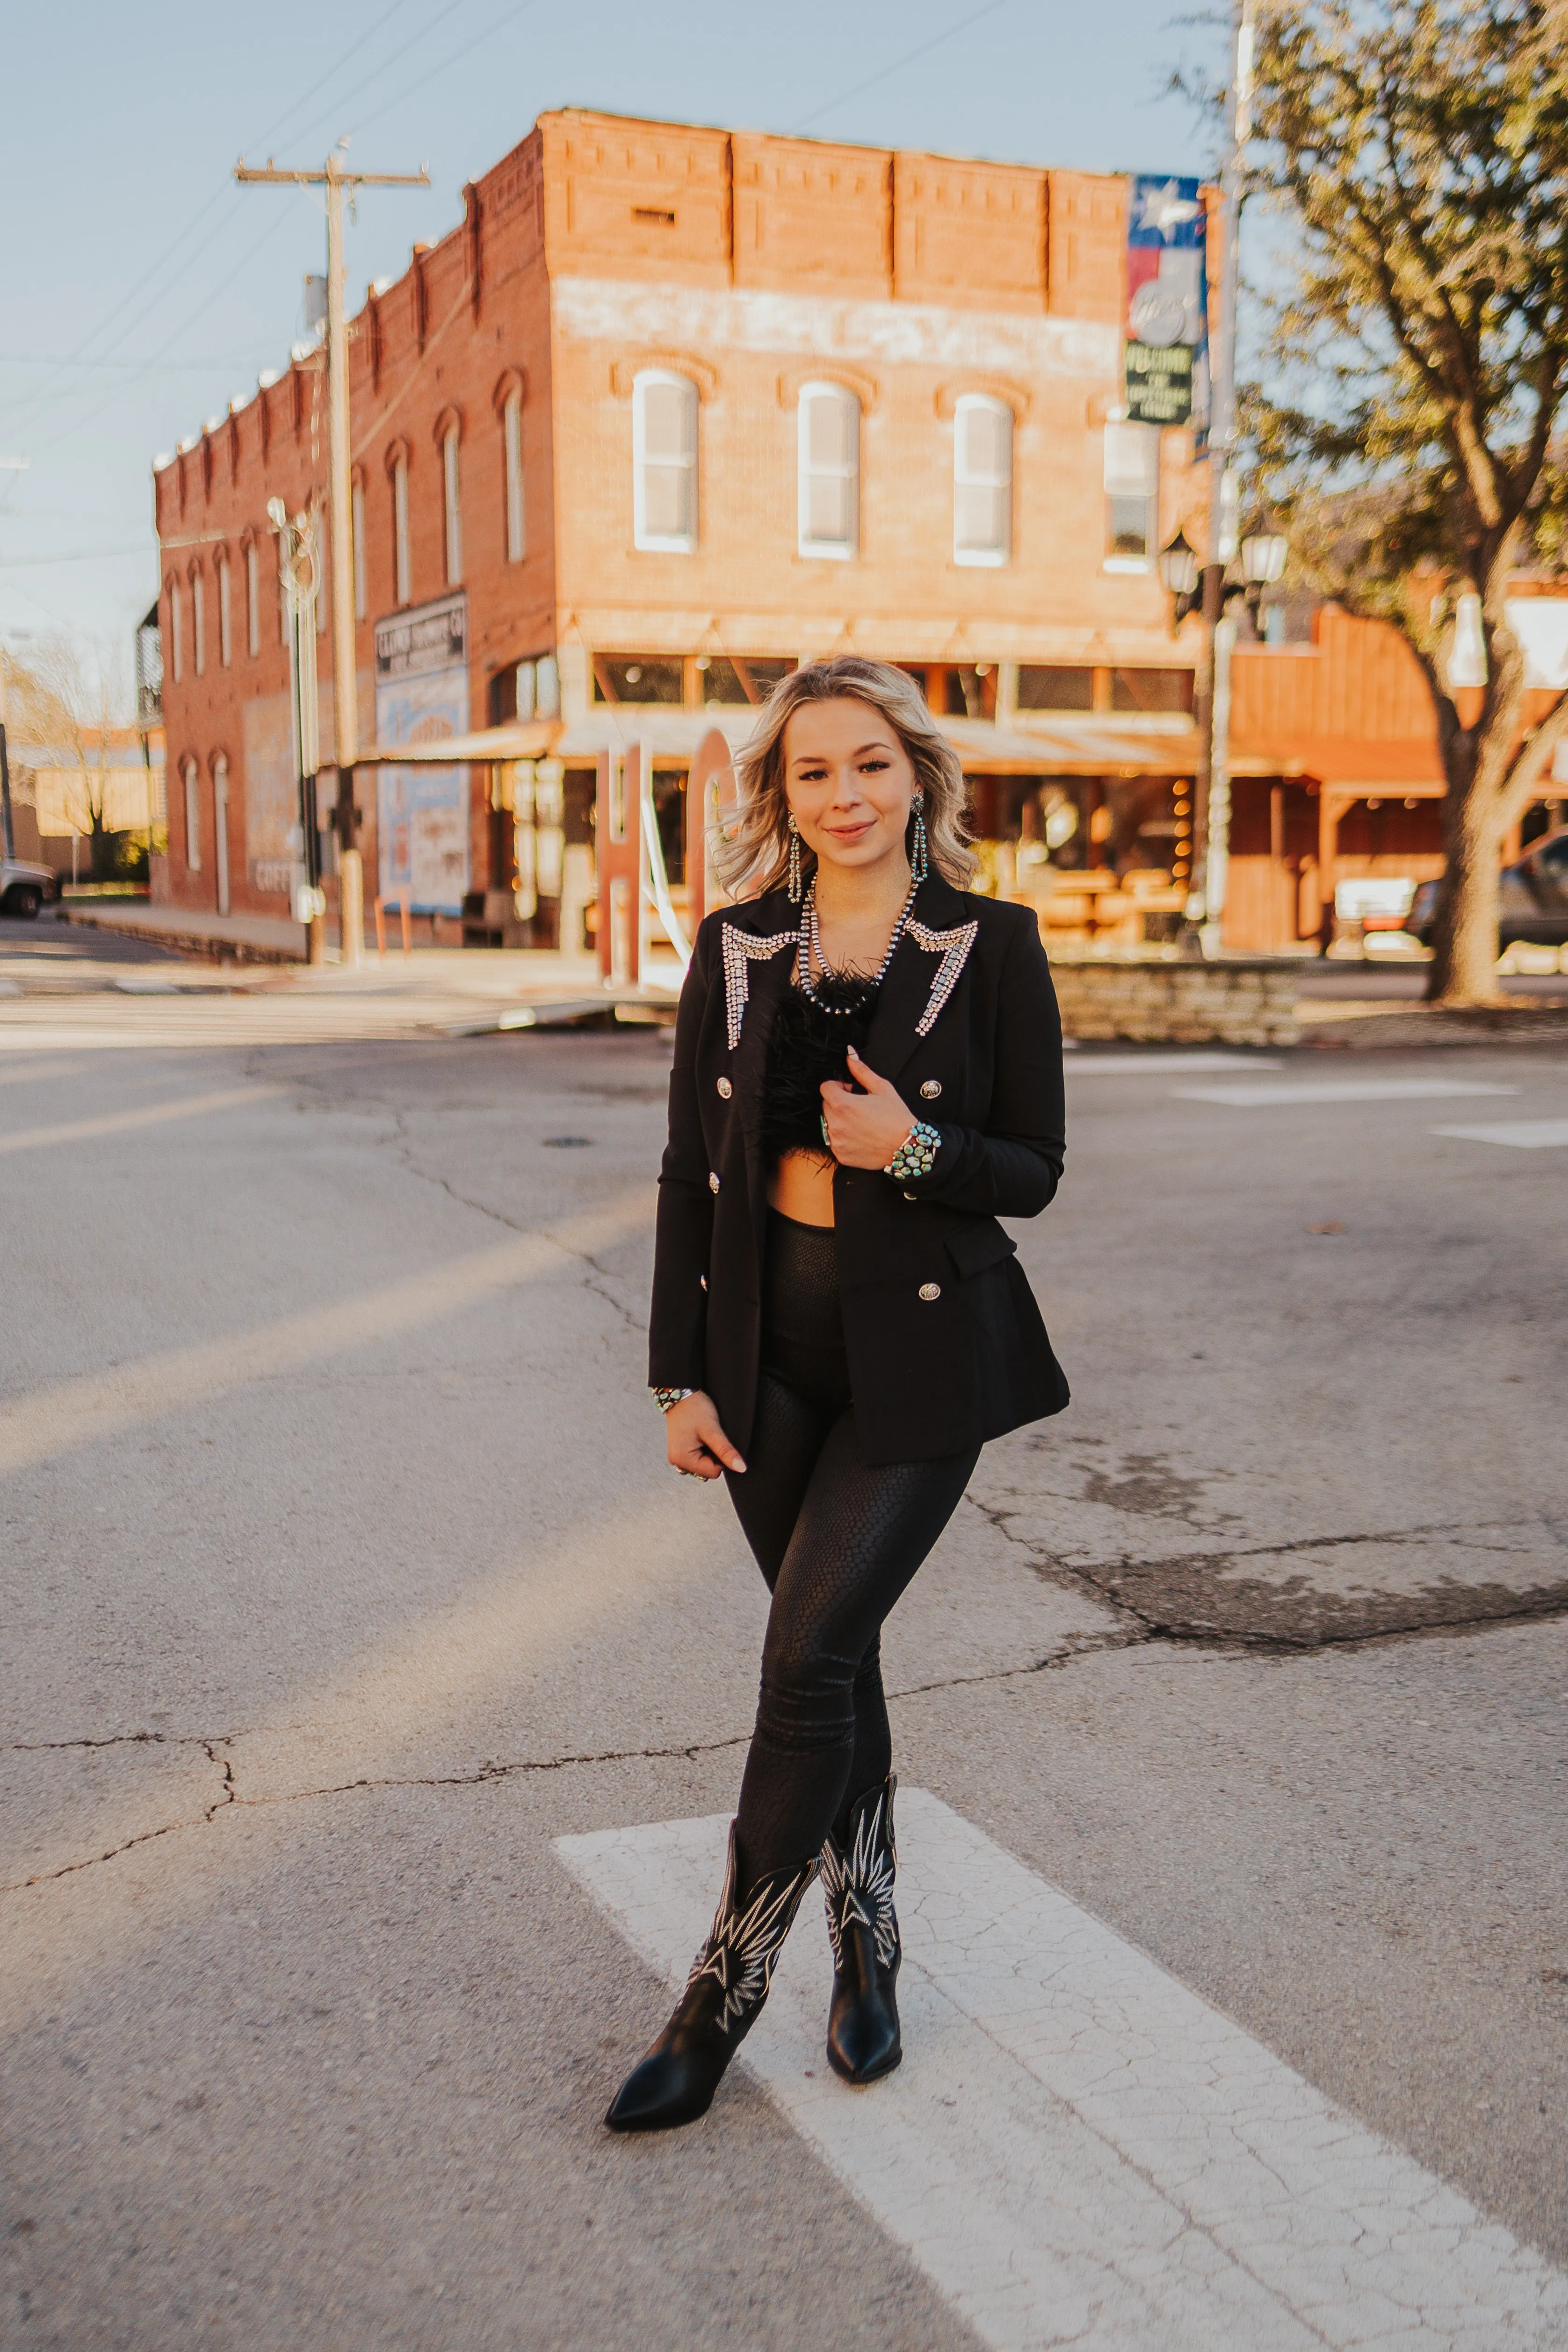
[883,1120,941,1183]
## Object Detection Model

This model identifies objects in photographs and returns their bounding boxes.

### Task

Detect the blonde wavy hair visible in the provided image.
[713,657,976,901]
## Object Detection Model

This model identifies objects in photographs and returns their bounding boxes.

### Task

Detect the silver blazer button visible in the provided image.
[708,1171,721,1193]
[717,1076,732,1098]
[918,1281,941,1302]
[919,1079,942,1099]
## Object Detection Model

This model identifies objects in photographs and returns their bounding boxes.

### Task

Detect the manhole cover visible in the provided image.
[542,1135,594,1148]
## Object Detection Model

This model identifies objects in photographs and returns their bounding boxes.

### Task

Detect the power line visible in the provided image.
[0,354,265,375]
[346,0,544,142]
[793,0,1015,132]
[265,0,468,165]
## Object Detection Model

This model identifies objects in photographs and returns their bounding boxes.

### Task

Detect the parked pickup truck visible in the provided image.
[1409,828,1568,951]
[0,854,57,918]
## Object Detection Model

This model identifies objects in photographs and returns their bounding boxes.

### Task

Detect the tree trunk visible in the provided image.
[1428,761,1503,1004]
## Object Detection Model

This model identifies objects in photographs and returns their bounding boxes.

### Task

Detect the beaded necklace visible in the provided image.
[795,874,917,1008]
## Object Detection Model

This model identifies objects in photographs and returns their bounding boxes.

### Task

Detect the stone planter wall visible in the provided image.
[1048,952,1301,1046]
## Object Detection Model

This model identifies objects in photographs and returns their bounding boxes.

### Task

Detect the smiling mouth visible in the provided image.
[825,820,876,839]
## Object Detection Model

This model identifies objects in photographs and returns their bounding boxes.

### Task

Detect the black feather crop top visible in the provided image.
[757,973,880,1162]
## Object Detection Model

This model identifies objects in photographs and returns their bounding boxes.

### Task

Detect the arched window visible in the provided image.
[798,383,859,559]
[246,541,260,658]
[217,556,232,666]
[392,451,411,606]
[351,471,367,620]
[953,396,1012,566]
[213,754,231,915]
[183,756,202,872]
[169,582,184,684]
[503,387,525,563]
[632,370,698,552]
[442,424,463,586]
[192,571,206,676]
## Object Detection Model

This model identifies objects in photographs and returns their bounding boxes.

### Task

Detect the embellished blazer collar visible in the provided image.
[718,876,978,1077]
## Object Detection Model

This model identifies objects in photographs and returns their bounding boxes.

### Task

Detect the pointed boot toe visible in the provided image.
[603,1826,816,2135]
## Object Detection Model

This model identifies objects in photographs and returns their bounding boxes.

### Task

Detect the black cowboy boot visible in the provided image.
[605,1825,817,2132]
[821,1772,902,2086]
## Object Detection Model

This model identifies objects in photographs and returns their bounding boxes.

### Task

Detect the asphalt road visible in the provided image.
[3,916,1567,2349]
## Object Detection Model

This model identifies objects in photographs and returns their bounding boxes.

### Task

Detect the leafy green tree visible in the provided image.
[1244,0,1568,1003]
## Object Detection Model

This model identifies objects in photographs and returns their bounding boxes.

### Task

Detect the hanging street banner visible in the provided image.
[1123,174,1210,438]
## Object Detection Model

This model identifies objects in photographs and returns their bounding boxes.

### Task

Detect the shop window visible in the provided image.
[1104,421,1160,566]
[488,655,560,723]
[695,654,795,706]
[1017,666,1095,712]
[798,383,859,558]
[442,425,463,586]
[392,454,411,606]
[1111,668,1194,714]
[593,655,685,705]
[217,558,231,668]
[503,388,526,563]
[953,396,1012,566]
[633,371,698,552]
[246,544,260,658]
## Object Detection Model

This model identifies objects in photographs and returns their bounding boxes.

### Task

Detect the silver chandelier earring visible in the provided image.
[910,791,929,884]
[787,812,802,902]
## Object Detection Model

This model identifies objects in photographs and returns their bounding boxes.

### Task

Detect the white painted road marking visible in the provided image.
[1064,1053,1283,1075]
[560,1794,1568,2352]
[0,1084,284,1156]
[1172,1079,1521,1108]
[1431,1118,1568,1150]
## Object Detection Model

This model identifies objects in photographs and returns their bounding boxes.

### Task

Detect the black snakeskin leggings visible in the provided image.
[723,1210,979,1884]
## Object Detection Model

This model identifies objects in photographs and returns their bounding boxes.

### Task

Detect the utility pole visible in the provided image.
[1189,0,1255,956]
[236,148,428,967]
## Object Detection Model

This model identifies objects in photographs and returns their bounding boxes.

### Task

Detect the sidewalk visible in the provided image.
[60,897,311,963]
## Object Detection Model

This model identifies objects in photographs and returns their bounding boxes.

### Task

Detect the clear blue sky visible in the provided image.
[0,0,1225,679]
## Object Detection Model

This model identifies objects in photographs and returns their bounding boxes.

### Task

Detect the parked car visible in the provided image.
[0,853,57,918]
[1409,828,1568,949]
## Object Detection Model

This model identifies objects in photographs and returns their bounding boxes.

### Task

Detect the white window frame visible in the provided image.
[632,370,699,554]
[218,557,232,666]
[183,756,201,871]
[442,426,463,586]
[352,477,367,620]
[1103,420,1161,572]
[192,573,206,675]
[246,543,260,658]
[503,389,526,563]
[797,382,860,561]
[213,754,231,915]
[393,455,411,606]
[953,394,1012,568]
[314,512,327,635]
[169,583,183,684]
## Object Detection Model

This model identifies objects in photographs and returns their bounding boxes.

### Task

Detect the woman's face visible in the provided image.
[781,696,918,878]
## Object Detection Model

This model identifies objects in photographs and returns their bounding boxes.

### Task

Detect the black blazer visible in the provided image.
[649,872,1069,1465]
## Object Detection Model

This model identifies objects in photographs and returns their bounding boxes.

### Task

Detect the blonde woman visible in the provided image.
[607,657,1068,2132]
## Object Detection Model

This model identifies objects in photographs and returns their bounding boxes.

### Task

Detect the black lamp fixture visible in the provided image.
[1159,526,1289,634]
[1158,528,1200,601]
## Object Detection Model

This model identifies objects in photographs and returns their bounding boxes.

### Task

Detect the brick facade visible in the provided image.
[152,109,1207,925]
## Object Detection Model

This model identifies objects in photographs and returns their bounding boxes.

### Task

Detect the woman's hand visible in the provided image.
[665,1390,747,1480]
[820,1045,918,1170]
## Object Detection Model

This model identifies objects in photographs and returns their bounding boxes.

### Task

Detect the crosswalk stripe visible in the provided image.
[1172,1079,1520,1107]
[558,1795,1568,2352]
[1431,1118,1568,1149]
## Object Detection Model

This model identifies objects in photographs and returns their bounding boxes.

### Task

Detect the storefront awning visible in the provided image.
[353,708,1200,777]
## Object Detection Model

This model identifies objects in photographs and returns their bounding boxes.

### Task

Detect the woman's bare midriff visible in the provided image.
[768,1148,837,1227]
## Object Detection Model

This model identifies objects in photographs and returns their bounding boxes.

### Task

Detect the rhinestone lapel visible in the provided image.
[904,917,979,1037]
[722,922,799,1052]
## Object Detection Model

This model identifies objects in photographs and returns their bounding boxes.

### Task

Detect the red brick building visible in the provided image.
[152,108,1216,944]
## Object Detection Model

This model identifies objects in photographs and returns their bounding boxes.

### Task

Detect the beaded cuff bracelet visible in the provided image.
[652,1386,695,1412]
[884,1120,942,1183]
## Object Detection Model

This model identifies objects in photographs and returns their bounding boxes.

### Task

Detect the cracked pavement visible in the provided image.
[2,927,1567,2348]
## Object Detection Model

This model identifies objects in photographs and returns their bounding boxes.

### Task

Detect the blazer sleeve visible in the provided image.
[900,910,1065,1219]
[647,919,716,1388]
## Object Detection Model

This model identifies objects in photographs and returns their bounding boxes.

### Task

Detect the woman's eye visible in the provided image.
[860,758,889,774]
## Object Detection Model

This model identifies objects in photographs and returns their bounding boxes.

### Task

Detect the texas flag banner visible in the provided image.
[1124,174,1211,440]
